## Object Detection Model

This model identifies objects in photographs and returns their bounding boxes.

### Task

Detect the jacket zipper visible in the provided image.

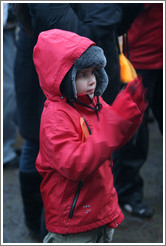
[82,117,91,134]
[69,180,83,218]
[69,115,91,219]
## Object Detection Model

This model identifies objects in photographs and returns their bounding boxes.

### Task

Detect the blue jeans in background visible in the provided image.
[19,140,39,173]
[3,28,17,164]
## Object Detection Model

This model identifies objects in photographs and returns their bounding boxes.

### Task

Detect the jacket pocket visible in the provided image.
[69,180,83,218]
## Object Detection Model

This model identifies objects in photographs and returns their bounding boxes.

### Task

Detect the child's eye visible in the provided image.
[77,68,96,79]
[78,72,88,78]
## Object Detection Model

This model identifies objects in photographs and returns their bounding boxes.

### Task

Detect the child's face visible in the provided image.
[75,67,97,99]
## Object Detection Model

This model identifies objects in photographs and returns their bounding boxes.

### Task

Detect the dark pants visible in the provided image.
[113,69,163,204]
[19,140,45,238]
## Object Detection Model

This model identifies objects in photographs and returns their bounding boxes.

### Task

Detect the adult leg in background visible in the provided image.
[3,28,18,167]
[19,140,43,238]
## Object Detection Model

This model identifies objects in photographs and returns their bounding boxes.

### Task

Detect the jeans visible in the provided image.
[19,140,39,173]
[3,28,17,164]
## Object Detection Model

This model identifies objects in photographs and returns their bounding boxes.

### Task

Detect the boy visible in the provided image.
[33,29,147,243]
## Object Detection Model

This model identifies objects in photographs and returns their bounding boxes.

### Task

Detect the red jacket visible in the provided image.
[33,29,147,234]
[127,3,163,69]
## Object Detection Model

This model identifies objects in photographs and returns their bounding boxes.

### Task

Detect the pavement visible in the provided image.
[3,119,164,244]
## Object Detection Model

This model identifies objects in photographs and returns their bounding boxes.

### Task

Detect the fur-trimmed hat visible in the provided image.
[60,46,108,99]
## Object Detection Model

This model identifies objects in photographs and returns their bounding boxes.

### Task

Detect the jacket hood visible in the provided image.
[33,29,95,99]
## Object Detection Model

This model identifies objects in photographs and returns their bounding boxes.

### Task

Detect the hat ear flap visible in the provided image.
[95,68,108,96]
[71,66,78,98]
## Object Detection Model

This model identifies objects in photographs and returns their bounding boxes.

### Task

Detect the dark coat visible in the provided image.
[14,3,143,142]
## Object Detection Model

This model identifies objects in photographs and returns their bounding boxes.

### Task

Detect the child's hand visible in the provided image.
[111,75,147,124]
[125,75,148,112]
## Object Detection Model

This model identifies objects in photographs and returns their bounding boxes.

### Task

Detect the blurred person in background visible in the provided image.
[113,3,163,218]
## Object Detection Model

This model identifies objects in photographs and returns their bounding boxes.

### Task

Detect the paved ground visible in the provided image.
[3,119,163,244]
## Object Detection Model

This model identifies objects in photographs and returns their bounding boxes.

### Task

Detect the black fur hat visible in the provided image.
[60,46,108,99]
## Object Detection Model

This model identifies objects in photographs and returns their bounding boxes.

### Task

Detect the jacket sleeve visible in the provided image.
[28,3,92,39]
[36,78,147,182]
